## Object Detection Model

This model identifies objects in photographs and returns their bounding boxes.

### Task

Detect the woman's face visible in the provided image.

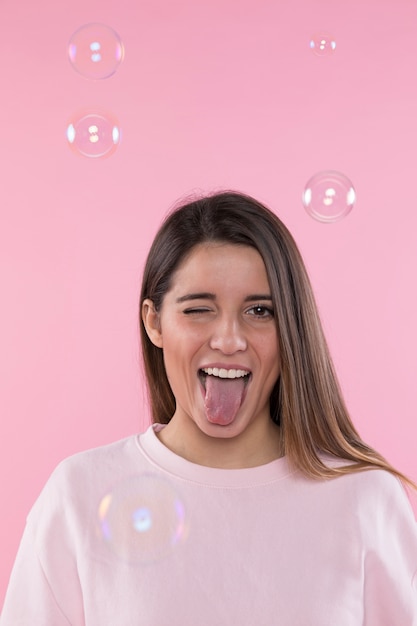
[142,242,280,441]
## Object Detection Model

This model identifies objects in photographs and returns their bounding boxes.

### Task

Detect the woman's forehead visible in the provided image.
[168,243,271,297]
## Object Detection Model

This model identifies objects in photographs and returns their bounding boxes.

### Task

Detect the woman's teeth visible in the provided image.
[201,367,249,379]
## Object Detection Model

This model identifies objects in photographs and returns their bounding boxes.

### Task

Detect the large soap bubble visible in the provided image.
[68,23,124,79]
[309,34,336,57]
[302,171,356,223]
[66,110,121,158]
[97,474,187,564]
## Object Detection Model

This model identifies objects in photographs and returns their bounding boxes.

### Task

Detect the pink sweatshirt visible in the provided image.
[2,424,417,625]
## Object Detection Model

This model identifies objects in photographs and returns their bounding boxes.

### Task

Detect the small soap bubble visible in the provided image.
[302,171,356,223]
[66,111,120,158]
[68,23,124,79]
[97,474,187,564]
[310,34,336,56]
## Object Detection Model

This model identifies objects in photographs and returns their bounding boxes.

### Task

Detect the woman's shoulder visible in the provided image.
[53,434,140,477]
[318,452,415,517]
[28,433,147,522]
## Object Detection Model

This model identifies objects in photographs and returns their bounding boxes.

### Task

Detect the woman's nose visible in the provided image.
[208,317,248,354]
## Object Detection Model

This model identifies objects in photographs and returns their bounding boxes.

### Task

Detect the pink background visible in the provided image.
[1,0,417,606]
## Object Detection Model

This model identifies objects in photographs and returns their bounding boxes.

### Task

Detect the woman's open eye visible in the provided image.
[246,305,274,318]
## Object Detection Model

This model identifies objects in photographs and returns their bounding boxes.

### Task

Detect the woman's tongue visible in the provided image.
[203,375,246,426]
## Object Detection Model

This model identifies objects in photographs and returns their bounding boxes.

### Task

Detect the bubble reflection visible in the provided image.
[97,474,187,564]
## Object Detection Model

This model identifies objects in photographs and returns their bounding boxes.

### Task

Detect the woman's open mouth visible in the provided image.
[198,367,251,388]
[198,368,252,425]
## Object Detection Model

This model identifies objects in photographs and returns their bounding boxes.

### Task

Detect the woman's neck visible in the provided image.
[155,415,283,469]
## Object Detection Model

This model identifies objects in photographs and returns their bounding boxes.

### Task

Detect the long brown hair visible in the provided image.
[140,191,416,489]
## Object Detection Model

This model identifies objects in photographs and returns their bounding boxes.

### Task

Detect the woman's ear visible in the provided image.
[142,299,163,348]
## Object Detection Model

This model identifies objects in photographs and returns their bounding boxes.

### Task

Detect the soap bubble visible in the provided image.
[302,171,356,223]
[310,34,336,56]
[97,474,187,564]
[68,23,124,79]
[66,111,121,158]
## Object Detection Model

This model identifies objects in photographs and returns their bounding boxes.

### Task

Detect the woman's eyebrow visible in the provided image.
[175,293,272,303]
[244,294,272,302]
[176,292,216,303]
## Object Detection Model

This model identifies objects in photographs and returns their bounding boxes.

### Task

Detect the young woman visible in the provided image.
[2,191,417,625]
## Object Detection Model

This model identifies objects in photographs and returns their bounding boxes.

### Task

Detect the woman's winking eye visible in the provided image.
[182,307,212,315]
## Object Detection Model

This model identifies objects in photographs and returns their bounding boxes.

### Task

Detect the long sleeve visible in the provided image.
[362,476,417,625]
[1,523,73,625]
[1,462,86,626]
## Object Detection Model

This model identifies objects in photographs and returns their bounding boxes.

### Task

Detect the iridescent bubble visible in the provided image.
[97,474,187,564]
[66,111,121,158]
[310,34,336,56]
[302,171,356,223]
[68,23,124,79]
